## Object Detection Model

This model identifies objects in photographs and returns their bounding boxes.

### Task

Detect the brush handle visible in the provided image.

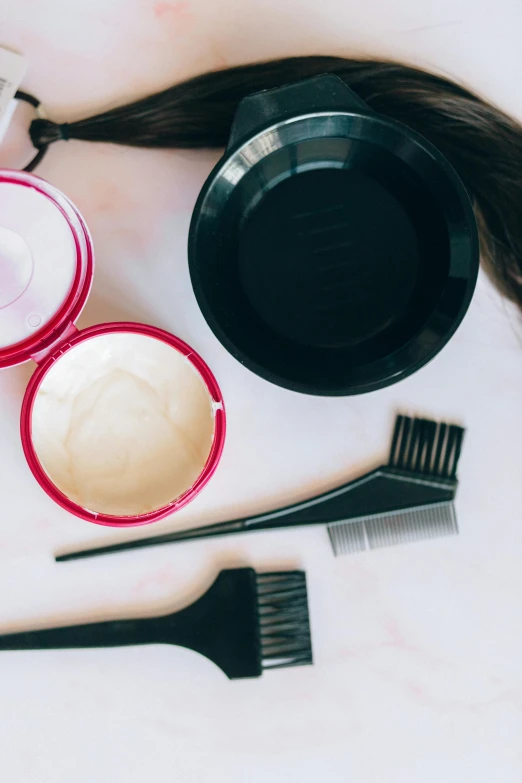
[56,519,246,561]
[0,609,208,651]
[0,618,154,650]
[0,570,260,679]
[56,467,457,562]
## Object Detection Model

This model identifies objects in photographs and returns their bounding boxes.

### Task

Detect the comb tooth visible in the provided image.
[396,416,412,469]
[339,521,350,554]
[405,418,421,470]
[326,503,458,556]
[327,525,340,555]
[450,426,465,479]
[328,520,366,555]
[389,415,405,467]
[366,505,452,549]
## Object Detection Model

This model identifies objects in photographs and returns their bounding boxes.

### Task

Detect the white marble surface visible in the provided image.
[1,1,522,781]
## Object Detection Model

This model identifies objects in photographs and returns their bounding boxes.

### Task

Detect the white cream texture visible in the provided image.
[31,332,216,516]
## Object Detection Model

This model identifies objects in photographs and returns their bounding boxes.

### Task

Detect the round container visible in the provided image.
[189,75,479,396]
[1,170,225,526]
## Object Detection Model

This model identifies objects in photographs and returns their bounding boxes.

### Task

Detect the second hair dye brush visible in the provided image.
[0,569,312,679]
[57,415,465,562]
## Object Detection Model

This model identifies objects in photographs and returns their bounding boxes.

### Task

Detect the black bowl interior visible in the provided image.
[189,117,477,395]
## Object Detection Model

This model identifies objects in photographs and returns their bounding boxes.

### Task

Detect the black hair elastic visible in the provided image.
[11,89,48,172]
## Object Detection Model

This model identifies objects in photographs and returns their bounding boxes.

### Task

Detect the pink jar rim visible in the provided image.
[0,169,94,369]
[20,322,226,527]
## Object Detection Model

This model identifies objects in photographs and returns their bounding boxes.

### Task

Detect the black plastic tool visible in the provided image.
[0,569,312,679]
[56,415,464,561]
[188,74,479,395]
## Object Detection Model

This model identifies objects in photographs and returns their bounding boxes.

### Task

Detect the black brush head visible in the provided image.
[389,415,465,479]
[189,568,313,679]
[256,571,313,671]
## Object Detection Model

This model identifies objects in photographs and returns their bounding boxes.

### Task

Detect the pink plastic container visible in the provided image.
[0,170,225,527]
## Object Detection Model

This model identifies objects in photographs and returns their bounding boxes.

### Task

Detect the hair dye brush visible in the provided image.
[57,415,464,561]
[0,569,312,679]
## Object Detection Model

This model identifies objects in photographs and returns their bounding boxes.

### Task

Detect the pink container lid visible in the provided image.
[0,169,93,368]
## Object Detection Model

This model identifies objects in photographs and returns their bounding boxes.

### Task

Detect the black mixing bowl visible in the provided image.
[189,75,479,395]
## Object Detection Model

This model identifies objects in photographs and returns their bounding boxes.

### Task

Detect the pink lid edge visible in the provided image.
[20,322,226,527]
[0,169,94,369]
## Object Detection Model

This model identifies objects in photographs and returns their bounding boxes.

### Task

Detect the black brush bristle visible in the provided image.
[413,418,427,473]
[256,571,313,670]
[432,422,447,476]
[397,415,412,467]
[389,413,404,465]
[421,419,438,475]
[449,426,465,479]
[405,417,421,469]
[389,415,465,479]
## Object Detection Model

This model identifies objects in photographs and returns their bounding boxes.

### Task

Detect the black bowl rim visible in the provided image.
[188,110,479,396]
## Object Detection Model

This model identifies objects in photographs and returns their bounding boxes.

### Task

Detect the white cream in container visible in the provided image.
[30,331,218,518]
[1,171,225,526]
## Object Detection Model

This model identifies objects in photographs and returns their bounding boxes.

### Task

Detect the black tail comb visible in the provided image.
[56,414,465,561]
[326,414,464,555]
